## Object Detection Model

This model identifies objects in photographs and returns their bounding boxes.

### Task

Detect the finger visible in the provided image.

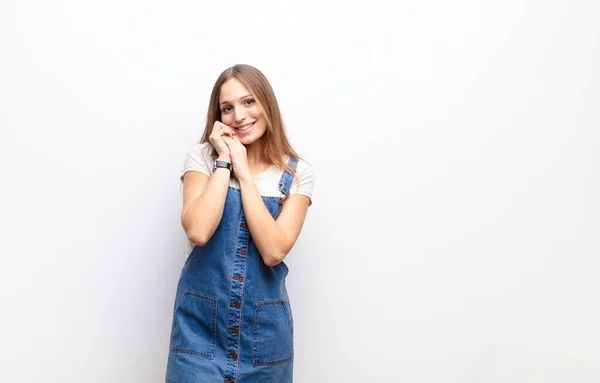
[212,127,223,140]
[233,134,244,146]
[220,125,236,138]
[223,134,237,143]
[214,121,225,132]
[214,122,232,136]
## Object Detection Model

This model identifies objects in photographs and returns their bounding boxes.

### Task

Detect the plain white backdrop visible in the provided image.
[1,0,598,382]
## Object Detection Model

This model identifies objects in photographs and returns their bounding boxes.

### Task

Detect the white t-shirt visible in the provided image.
[180,143,315,256]
[181,143,315,202]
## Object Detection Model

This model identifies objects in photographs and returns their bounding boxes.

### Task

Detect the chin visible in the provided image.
[240,137,255,146]
[241,133,264,146]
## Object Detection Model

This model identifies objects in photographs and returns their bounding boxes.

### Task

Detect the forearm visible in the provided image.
[182,159,231,245]
[238,177,288,266]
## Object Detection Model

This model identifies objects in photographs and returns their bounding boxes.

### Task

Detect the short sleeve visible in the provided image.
[289,160,315,205]
[180,143,213,181]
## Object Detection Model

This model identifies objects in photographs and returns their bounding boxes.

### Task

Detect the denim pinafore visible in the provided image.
[166,157,298,383]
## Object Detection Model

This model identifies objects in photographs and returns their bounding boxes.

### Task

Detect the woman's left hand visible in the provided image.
[222,135,251,182]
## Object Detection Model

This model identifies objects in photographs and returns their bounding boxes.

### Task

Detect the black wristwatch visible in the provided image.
[213,160,232,173]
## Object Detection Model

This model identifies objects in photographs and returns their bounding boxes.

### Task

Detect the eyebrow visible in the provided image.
[220,94,252,106]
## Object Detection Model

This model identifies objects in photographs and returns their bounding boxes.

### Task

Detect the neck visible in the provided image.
[245,139,266,167]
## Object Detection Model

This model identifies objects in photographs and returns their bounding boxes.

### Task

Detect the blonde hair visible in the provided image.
[200,64,302,176]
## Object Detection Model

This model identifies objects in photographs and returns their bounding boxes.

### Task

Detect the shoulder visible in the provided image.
[297,157,313,172]
[290,156,315,182]
[187,142,214,160]
[181,142,215,180]
[284,155,316,204]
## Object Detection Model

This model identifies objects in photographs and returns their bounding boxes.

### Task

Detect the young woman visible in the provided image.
[166,64,315,382]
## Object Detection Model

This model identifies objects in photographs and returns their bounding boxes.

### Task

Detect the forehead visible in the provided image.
[219,78,251,102]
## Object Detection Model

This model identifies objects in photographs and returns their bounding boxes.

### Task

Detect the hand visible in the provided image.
[222,135,251,182]
[209,121,236,159]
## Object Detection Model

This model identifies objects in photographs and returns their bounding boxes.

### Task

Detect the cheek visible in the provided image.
[255,121,267,136]
[221,114,233,124]
[249,106,263,120]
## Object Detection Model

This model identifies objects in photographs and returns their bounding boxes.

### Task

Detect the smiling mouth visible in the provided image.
[235,122,255,132]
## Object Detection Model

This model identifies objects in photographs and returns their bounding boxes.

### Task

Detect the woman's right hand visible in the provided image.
[209,121,236,159]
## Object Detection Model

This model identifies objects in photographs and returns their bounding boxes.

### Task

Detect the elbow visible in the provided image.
[263,251,287,267]
[187,229,209,247]
[181,209,212,246]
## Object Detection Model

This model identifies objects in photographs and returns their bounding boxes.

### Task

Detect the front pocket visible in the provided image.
[170,290,217,360]
[253,299,293,366]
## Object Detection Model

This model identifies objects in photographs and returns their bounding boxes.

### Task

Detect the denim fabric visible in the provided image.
[166,157,298,383]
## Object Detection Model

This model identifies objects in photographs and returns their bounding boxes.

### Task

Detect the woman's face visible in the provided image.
[219,78,267,146]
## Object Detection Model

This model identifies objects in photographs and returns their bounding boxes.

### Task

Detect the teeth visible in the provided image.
[238,122,254,131]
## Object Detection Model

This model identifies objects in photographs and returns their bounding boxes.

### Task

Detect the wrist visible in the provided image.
[237,173,254,185]
[213,158,232,174]
[217,155,231,162]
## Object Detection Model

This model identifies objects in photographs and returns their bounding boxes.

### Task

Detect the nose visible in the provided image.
[233,107,247,123]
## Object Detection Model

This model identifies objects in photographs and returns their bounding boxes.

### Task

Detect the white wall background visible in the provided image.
[1,0,598,382]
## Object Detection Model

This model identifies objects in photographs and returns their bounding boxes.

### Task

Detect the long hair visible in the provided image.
[200,64,302,176]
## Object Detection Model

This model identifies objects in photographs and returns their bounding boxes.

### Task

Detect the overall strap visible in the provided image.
[277,157,299,204]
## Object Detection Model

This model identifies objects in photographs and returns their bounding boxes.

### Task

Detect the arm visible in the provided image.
[181,156,232,246]
[181,122,238,245]
[238,177,310,266]
[223,134,311,266]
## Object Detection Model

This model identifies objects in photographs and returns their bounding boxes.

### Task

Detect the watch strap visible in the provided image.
[213,160,232,172]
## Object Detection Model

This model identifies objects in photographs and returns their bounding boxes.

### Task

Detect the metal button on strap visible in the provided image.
[224,380,235,383]
[227,353,239,360]
[278,197,285,205]
[240,223,247,228]
[231,301,241,309]
[233,275,244,282]
[237,249,247,256]
[228,327,239,334]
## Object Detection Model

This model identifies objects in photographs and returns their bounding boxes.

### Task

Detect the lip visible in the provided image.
[234,121,255,135]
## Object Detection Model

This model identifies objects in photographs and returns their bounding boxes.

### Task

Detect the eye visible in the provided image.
[244,99,254,106]
[222,105,232,113]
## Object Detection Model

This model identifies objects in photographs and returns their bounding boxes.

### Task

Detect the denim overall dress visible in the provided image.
[166,157,298,383]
